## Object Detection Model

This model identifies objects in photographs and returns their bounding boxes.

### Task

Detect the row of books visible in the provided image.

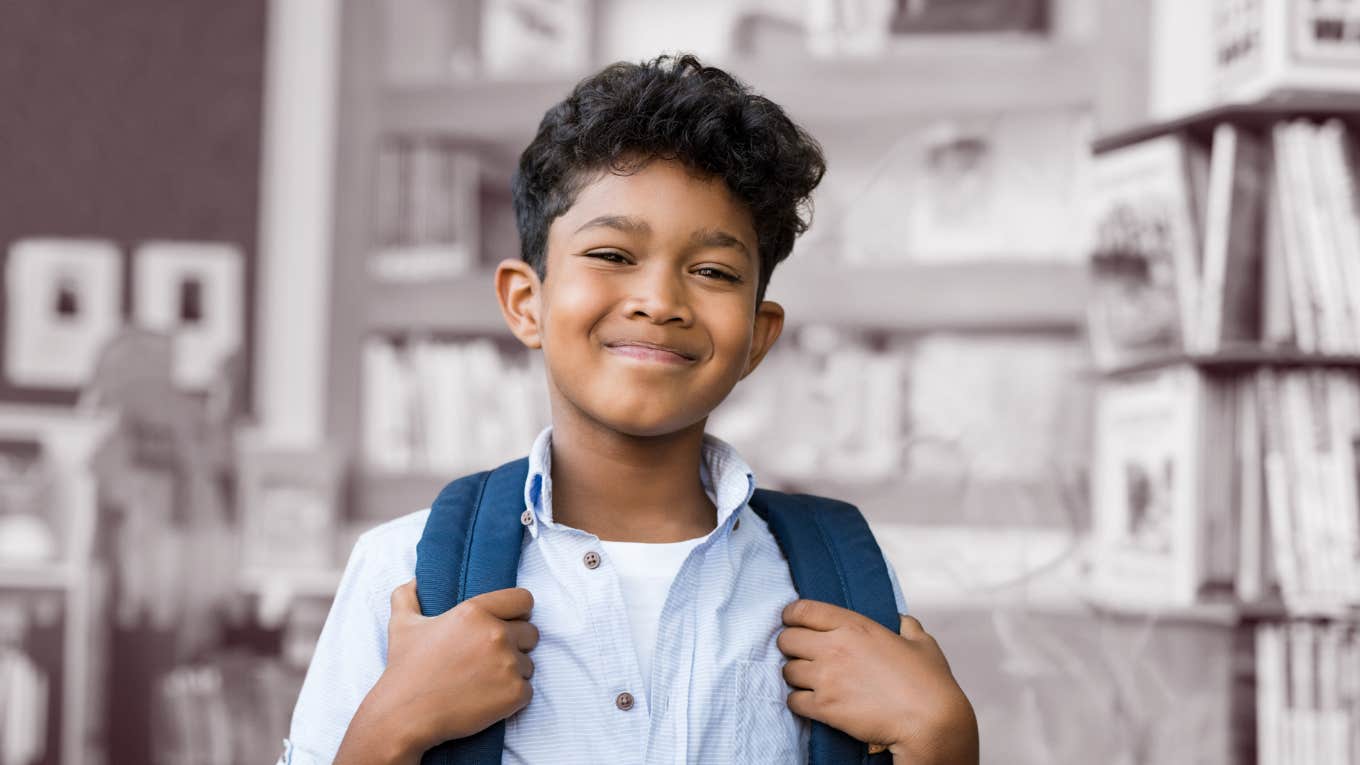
[363,337,551,475]
[1090,366,1360,614]
[1255,620,1360,765]
[715,330,1081,490]
[0,645,48,765]
[362,330,1084,511]
[371,139,482,282]
[152,655,303,765]
[383,0,592,84]
[1087,117,1360,368]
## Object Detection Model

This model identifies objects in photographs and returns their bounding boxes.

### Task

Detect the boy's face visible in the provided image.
[495,158,784,438]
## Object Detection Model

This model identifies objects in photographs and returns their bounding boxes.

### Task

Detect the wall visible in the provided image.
[0,0,267,407]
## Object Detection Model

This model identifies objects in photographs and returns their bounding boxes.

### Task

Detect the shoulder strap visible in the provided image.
[748,488,898,765]
[414,456,530,765]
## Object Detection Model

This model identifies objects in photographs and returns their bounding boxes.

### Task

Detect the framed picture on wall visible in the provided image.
[3,238,125,390]
[236,437,343,589]
[888,0,1048,34]
[131,241,244,391]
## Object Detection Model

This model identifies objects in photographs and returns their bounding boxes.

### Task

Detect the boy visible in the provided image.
[281,54,978,764]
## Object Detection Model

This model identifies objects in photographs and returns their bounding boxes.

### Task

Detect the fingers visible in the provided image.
[781,598,852,631]
[899,614,927,638]
[776,626,826,659]
[780,658,816,690]
[467,587,535,621]
[515,651,535,679]
[786,688,816,719]
[506,619,540,652]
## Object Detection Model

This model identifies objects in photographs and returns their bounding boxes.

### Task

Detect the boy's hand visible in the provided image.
[777,600,978,765]
[336,580,539,765]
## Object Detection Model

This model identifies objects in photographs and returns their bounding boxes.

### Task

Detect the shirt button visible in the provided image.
[615,691,634,711]
[583,551,601,569]
[520,509,533,526]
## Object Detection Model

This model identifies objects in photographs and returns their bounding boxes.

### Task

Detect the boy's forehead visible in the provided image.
[552,160,758,251]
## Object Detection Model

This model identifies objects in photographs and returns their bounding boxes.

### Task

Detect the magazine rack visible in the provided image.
[1086,96,1360,764]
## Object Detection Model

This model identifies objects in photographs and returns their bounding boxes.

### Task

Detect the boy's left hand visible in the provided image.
[777,600,979,764]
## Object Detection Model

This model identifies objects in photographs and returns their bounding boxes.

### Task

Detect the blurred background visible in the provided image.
[2,0,1360,763]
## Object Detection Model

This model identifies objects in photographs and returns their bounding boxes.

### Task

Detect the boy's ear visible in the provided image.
[741,300,784,379]
[495,258,543,349]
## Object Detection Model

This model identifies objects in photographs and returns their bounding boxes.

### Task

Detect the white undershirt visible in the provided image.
[597,533,708,702]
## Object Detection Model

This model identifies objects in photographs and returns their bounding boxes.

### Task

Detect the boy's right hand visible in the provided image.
[335,580,539,765]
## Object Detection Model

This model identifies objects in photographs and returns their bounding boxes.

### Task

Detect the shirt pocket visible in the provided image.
[733,659,802,764]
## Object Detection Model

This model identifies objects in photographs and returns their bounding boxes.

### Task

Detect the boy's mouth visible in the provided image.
[603,340,697,364]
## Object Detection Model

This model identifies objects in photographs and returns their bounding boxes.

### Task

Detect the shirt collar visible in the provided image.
[521,424,756,540]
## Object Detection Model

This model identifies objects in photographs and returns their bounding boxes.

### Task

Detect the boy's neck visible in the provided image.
[547,417,718,543]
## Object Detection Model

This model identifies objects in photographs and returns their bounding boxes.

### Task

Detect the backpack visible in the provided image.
[414,456,898,765]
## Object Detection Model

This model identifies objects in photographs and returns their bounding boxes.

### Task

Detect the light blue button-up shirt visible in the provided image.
[280,426,908,764]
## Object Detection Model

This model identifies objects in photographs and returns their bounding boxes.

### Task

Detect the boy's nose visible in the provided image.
[626,271,693,326]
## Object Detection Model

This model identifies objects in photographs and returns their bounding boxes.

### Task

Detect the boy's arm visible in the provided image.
[279,526,410,764]
[778,554,978,764]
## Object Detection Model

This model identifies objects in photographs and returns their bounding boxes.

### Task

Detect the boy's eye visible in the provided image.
[586,250,630,264]
[695,266,741,283]
[585,251,739,283]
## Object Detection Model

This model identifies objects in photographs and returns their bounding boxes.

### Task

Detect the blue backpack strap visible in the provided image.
[414,456,530,765]
[748,488,898,765]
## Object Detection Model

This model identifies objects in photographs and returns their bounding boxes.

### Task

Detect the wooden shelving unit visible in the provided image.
[365,260,1089,337]
[1093,347,1360,378]
[1085,90,1360,765]
[383,40,1098,142]
[1092,94,1360,153]
[326,0,1121,525]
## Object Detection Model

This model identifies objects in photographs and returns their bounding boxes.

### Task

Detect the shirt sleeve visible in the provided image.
[278,531,399,764]
[882,554,909,617]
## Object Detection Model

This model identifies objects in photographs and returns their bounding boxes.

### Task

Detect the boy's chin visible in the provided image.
[584,407,709,440]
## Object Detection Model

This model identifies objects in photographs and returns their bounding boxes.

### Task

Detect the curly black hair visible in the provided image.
[510,53,826,305]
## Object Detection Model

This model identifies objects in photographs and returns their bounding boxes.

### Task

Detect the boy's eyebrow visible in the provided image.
[689,227,750,259]
[574,215,651,236]
[575,215,751,260]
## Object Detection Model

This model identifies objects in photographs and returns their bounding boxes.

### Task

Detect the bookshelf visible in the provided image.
[1085,94,1360,764]
[366,260,1089,337]
[326,0,1127,526]
[0,404,115,765]
[382,39,1099,141]
[1095,348,1360,378]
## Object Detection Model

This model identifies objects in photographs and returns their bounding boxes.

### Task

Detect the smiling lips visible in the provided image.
[604,340,697,364]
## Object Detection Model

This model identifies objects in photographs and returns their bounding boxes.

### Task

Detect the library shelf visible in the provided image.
[356,469,456,523]
[364,260,1088,335]
[1091,347,1360,378]
[238,567,345,626]
[238,567,344,600]
[1092,93,1360,154]
[380,41,1098,144]
[367,272,509,336]
[771,259,1087,333]
[0,564,74,591]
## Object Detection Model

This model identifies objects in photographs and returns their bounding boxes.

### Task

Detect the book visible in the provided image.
[1200,123,1267,351]
[1087,135,1201,368]
[1260,149,1297,349]
[1271,122,1324,353]
[1294,121,1355,352]
[1235,375,1267,602]
[1089,366,1206,606]
[370,140,480,282]
[1317,120,1360,349]
[1258,369,1303,608]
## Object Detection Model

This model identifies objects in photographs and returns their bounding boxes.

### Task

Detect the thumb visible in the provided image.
[390,578,422,618]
